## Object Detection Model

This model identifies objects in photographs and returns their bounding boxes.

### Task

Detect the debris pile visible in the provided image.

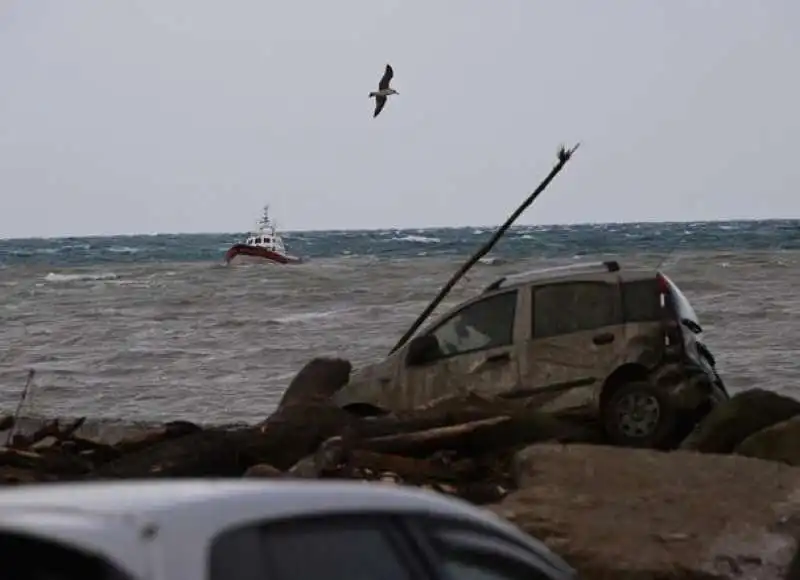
[0,377,601,505]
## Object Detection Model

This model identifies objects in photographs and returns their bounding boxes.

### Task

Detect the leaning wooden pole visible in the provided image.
[5,369,35,446]
[389,143,581,355]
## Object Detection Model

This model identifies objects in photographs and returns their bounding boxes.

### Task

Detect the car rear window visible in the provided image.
[621,279,661,322]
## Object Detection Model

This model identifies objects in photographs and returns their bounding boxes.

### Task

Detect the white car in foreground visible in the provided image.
[0,479,577,580]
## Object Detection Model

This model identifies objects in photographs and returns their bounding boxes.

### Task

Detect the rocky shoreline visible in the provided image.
[3,357,800,579]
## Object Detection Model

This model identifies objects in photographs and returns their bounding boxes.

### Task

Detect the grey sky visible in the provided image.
[1,1,798,238]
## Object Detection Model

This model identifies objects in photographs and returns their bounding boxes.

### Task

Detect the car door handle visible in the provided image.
[592,332,615,345]
[485,352,510,364]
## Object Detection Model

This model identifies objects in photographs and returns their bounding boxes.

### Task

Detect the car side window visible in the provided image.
[0,532,132,580]
[428,290,518,358]
[441,551,553,580]
[621,279,661,322]
[426,526,561,580]
[533,282,620,339]
[209,515,416,580]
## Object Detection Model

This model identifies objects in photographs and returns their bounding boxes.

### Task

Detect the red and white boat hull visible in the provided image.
[224,244,303,265]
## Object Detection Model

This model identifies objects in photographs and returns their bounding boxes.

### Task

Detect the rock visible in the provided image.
[680,388,800,454]
[256,403,357,470]
[0,447,47,470]
[496,443,800,579]
[243,463,283,478]
[287,436,346,478]
[735,415,800,466]
[0,466,42,484]
[276,357,352,411]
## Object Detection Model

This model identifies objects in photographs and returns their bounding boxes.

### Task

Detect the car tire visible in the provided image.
[601,381,677,449]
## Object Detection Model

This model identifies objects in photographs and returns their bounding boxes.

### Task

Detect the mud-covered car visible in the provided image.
[333,260,729,448]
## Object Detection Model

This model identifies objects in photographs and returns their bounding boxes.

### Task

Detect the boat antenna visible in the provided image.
[388,143,581,355]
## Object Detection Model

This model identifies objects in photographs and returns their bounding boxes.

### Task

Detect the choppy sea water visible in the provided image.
[1,220,799,437]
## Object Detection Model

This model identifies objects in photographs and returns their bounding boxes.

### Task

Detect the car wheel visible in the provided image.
[602,382,676,449]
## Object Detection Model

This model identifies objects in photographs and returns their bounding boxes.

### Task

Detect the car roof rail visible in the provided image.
[484,260,622,293]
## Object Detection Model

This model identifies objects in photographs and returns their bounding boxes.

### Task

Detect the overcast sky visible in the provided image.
[0,1,798,238]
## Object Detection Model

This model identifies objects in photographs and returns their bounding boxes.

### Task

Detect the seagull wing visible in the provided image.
[378,64,394,91]
[373,95,387,118]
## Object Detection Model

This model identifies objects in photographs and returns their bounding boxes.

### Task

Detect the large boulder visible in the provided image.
[735,415,800,466]
[679,388,800,454]
[242,463,283,478]
[495,443,800,579]
[275,357,352,411]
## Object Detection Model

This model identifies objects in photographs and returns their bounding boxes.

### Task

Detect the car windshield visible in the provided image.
[662,274,702,333]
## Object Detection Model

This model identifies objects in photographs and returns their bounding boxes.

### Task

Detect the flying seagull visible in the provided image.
[369,64,398,118]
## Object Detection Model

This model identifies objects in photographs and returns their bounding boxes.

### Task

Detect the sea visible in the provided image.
[1,219,799,439]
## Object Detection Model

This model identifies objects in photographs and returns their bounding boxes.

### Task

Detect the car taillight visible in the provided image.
[656,274,682,349]
[656,273,670,294]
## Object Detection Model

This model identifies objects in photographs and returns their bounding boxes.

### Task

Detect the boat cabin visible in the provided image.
[245,232,286,253]
[243,206,287,254]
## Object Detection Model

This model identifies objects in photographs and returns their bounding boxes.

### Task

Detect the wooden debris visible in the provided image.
[0,386,602,501]
[275,357,352,411]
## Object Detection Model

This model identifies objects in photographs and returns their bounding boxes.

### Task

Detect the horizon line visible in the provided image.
[1,216,798,242]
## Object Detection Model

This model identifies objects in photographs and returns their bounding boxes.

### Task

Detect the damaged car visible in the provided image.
[332,260,729,448]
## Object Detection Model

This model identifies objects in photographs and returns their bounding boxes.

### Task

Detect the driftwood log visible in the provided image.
[275,357,352,411]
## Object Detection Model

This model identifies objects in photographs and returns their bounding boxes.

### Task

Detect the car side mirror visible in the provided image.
[405,335,440,367]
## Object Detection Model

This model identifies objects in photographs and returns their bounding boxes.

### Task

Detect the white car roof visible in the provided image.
[0,479,571,578]
[0,479,484,520]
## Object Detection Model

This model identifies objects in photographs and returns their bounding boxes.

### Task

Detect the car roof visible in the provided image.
[0,479,573,575]
[484,259,655,292]
[0,479,483,518]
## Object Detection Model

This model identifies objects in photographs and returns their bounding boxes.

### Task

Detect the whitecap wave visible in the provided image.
[392,235,440,244]
[44,272,118,283]
[271,307,349,324]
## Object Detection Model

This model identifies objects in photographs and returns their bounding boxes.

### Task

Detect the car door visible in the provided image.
[208,513,431,580]
[396,289,523,409]
[517,280,623,413]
